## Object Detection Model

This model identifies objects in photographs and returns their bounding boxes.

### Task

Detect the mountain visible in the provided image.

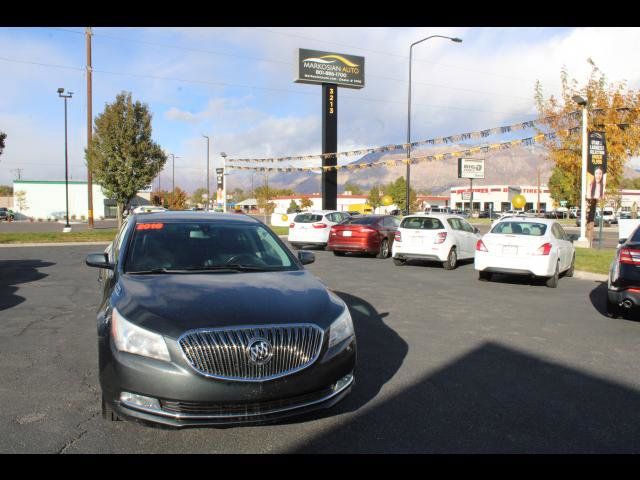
[228,144,640,195]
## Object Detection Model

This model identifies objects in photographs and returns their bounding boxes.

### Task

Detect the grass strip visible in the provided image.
[574,247,616,275]
[0,229,117,244]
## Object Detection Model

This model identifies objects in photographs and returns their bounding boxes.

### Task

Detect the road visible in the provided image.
[1,244,639,453]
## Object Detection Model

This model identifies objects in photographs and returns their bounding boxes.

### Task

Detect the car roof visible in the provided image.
[131,211,261,223]
[295,210,340,215]
[402,213,465,220]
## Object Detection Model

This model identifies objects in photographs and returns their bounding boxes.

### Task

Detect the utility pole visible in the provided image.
[86,27,94,228]
[202,135,210,210]
[11,168,23,180]
[537,165,541,214]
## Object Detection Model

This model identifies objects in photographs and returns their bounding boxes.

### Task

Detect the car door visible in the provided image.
[554,223,574,271]
[459,218,480,259]
[446,218,468,257]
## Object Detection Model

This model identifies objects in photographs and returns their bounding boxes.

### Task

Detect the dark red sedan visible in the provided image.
[327,215,401,258]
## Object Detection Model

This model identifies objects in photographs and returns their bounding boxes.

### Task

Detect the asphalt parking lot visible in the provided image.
[1,243,640,453]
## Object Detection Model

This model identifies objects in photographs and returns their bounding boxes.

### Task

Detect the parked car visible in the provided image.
[288,210,350,249]
[576,214,609,227]
[0,207,15,221]
[607,224,640,318]
[569,207,579,219]
[475,217,577,288]
[389,209,402,216]
[478,210,501,219]
[392,213,481,269]
[601,208,617,224]
[327,214,400,258]
[85,212,356,427]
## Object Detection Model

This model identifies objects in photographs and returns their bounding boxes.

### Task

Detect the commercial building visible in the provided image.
[449,184,552,212]
[12,180,151,220]
[271,194,371,214]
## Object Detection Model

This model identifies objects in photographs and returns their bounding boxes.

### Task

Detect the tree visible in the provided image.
[300,196,313,210]
[384,177,418,213]
[343,181,363,195]
[191,187,208,207]
[230,187,247,203]
[535,61,640,244]
[287,199,300,213]
[0,185,13,196]
[367,184,382,211]
[620,177,640,189]
[168,187,188,210]
[151,190,170,207]
[0,131,6,157]
[86,92,167,226]
[548,166,580,207]
[15,190,28,213]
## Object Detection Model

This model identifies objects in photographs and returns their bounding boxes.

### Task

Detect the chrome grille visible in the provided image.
[178,324,324,381]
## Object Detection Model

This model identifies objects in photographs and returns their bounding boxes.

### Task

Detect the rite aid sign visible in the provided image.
[458,158,485,179]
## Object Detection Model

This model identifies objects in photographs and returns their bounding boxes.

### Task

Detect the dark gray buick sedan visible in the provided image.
[86,212,356,427]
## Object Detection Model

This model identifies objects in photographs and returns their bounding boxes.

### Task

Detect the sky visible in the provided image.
[1,26,640,192]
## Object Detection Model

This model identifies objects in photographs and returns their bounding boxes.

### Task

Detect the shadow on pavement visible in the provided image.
[589,281,640,321]
[274,290,408,426]
[290,341,640,453]
[0,259,54,311]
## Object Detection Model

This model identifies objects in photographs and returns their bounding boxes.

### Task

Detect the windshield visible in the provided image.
[400,217,444,230]
[294,213,323,223]
[124,222,296,273]
[491,222,547,236]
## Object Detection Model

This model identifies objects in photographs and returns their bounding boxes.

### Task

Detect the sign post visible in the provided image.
[458,158,484,216]
[586,131,607,246]
[295,49,365,210]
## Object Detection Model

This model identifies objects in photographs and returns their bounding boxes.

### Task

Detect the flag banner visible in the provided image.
[586,131,607,200]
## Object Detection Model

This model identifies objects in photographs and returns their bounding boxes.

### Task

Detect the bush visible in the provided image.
[37,218,43,222]
[71,214,77,221]
[81,215,86,221]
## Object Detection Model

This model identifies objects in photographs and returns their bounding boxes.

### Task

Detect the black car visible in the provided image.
[0,207,15,221]
[86,212,356,427]
[607,224,640,319]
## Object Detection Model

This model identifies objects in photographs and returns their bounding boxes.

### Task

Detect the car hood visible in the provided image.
[112,270,343,338]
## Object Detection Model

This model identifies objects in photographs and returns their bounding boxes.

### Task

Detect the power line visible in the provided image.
[38,26,535,103]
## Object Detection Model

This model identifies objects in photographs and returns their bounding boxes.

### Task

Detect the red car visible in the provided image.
[327,215,401,258]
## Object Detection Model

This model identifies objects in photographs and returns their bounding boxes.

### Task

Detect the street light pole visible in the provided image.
[169,154,181,209]
[573,96,589,246]
[220,152,227,213]
[202,135,210,210]
[58,88,73,232]
[406,35,462,215]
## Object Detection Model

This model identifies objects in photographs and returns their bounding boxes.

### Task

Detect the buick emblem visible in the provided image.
[247,338,273,365]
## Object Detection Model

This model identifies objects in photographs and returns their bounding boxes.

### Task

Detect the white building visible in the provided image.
[450,184,553,212]
[12,180,151,220]
[271,194,372,214]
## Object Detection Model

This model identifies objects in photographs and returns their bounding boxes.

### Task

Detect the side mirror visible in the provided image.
[619,238,627,245]
[474,227,480,234]
[86,252,115,270]
[567,233,579,242]
[298,251,315,265]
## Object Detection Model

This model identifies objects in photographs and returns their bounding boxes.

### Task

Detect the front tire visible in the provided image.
[443,247,457,270]
[101,397,121,422]
[546,261,559,288]
[565,254,575,277]
[376,239,390,259]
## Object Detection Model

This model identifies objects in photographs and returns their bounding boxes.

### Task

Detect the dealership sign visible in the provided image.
[295,49,365,89]
[458,158,485,179]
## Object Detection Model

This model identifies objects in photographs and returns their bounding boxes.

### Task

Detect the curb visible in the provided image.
[0,241,110,248]
[572,270,608,282]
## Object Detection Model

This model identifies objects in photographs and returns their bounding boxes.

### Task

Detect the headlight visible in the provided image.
[328,307,354,348]
[111,308,171,362]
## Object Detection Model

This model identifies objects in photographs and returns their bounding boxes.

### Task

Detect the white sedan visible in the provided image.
[392,213,481,269]
[474,217,576,288]
[287,210,350,249]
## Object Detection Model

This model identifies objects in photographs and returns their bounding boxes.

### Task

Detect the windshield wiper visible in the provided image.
[179,264,285,272]
[127,268,175,275]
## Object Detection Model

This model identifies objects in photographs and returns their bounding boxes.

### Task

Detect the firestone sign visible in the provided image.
[295,49,365,89]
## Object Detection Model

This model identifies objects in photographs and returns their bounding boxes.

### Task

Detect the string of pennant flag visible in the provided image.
[227,122,640,173]
[226,106,639,165]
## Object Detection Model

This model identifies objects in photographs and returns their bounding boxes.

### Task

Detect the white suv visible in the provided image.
[392,214,481,269]
[288,210,349,249]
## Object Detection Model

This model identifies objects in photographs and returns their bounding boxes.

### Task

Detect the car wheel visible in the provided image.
[546,261,560,288]
[478,271,492,281]
[333,250,345,256]
[101,397,121,422]
[565,254,575,277]
[376,239,390,259]
[393,257,406,266]
[442,247,457,270]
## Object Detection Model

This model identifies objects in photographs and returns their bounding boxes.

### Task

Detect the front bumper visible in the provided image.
[99,333,356,427]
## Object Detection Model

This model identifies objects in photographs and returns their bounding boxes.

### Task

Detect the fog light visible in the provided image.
[120,392,161,411]
[333,373,354,392]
